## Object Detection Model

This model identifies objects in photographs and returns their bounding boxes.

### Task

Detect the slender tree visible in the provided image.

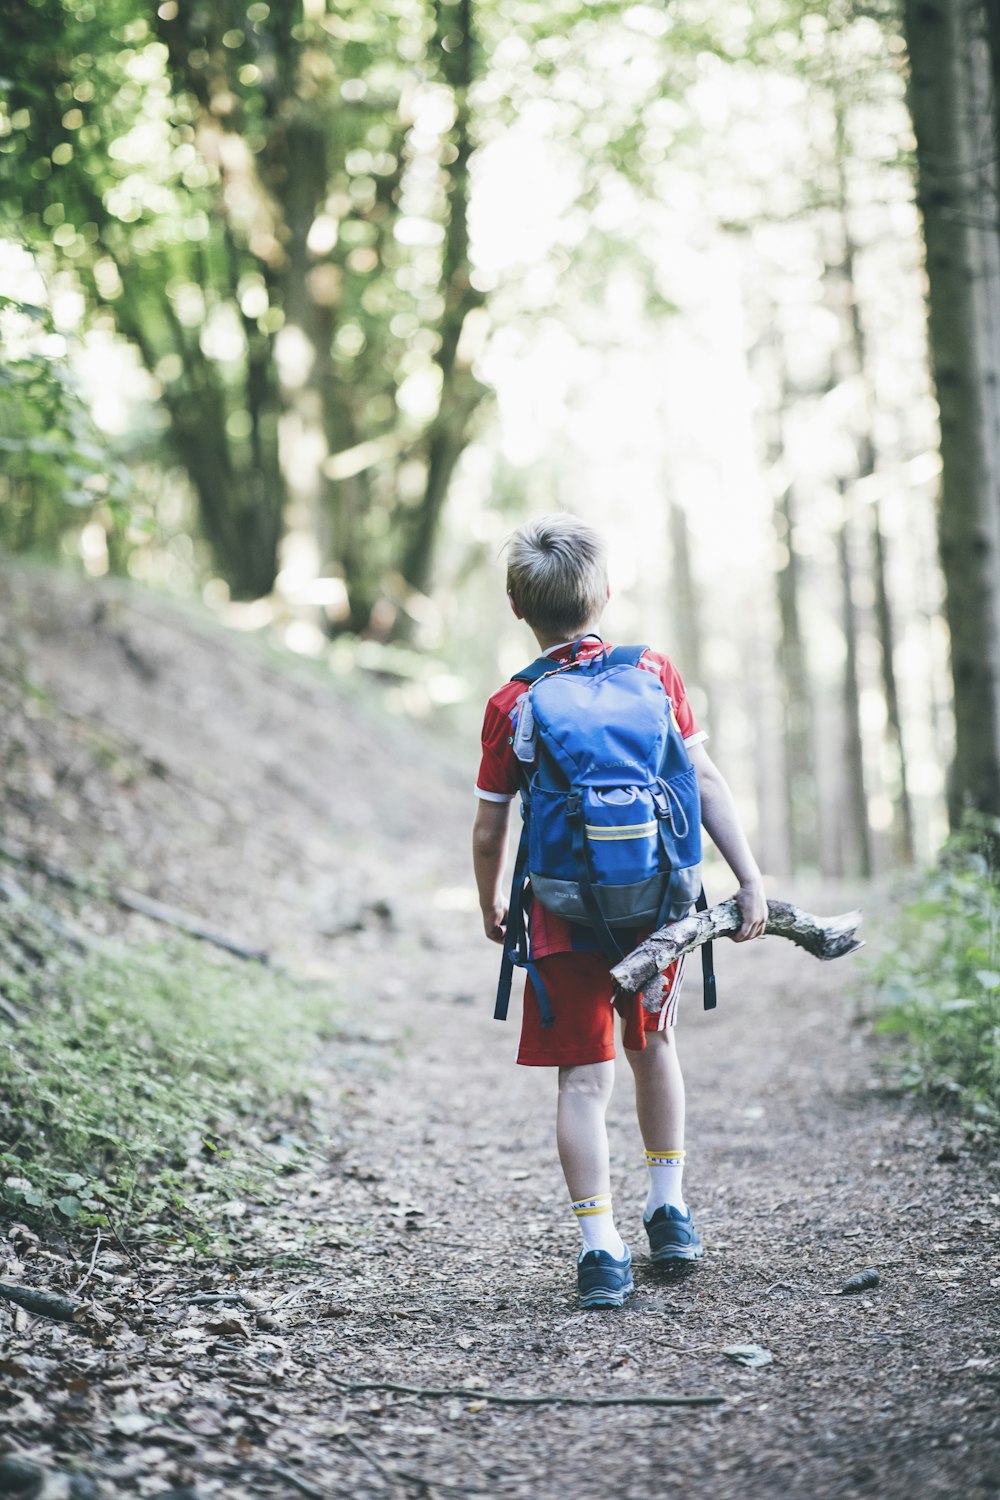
[902,0,1000,820]
[401,0,486,601]
[829,98,916,862]
[837,497,874,876]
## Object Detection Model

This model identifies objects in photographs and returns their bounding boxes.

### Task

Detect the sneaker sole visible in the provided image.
[579,1276,634,1309]
[649,1244,703,1264]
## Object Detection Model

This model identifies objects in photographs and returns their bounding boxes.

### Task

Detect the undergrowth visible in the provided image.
[0,899,341,1244]
[873,817,1000,1133]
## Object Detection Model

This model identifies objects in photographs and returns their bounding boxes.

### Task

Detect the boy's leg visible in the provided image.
[556,1061,626,1260]
[519,955,633,1303]
[626,1028,703,1261]
[625,1029,687,1215]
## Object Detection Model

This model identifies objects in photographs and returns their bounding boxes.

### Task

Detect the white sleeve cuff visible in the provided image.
[475,786,515,802]
[683,730,708,748]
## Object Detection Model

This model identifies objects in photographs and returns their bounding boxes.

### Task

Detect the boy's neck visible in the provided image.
[532,622,604,653]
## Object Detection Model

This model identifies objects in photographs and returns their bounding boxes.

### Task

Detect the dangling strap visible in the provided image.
[524,958,553,1027]
[495,823,529,1022]
[494,818,556,1029]
[696,886,717,1010]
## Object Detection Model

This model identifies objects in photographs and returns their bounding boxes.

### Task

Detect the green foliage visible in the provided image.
[0,0,749,616]
[0,902,337,1244]
[0,294,132,555]
[873,818,1000,1130]
[0,0,490,606]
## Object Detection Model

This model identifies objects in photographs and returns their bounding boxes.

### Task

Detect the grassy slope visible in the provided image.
[0,562,469,1244]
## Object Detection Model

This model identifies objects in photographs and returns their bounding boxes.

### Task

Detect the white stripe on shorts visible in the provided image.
[655,955,686,1030]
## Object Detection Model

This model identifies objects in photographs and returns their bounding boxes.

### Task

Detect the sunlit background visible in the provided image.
[1,0,948,878]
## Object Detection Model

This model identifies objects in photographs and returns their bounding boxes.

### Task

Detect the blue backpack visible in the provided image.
[495,638,716,1027]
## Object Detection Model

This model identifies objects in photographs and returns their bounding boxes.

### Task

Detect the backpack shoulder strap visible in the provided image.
[511,655,560,684]
[515,645,649,681]
[606,645,649,668]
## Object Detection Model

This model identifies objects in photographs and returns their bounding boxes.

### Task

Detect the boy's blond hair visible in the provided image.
[506,513,609,638]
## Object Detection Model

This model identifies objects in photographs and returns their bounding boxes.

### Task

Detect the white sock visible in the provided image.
[643,1149,687,1219]
[571,1194,626,1259]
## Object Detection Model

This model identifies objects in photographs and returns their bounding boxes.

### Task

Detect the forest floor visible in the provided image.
[0,562,998,1500]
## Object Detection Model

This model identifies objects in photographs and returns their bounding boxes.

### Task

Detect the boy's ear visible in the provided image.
[507,590,524,621]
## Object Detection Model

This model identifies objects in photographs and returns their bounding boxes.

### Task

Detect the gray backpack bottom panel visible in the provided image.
[531,865,701,929]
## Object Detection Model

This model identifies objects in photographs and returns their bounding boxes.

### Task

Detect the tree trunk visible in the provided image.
[870,498,915,862]
[774,478,819,870]
[830,105,916,864]
[668,495,708,702]
[902,0,1000,821]
[401,0,486,599]
[169,389,282,602]
[112,273,282,600]
[981,0,1000,293]
[837,500,874,877]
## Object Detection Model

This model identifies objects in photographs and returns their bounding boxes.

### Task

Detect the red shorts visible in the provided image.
[517,952,683,1067]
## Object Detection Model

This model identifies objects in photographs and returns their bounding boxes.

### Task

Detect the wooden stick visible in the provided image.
[329,1375,724,1408]
[0,836,269,965]
[72,1230,102,1297]
[611,897,863,1007]
[112,888,270,964]
[0,1282,85,1323]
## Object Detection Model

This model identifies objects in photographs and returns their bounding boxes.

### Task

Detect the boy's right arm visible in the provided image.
[472,798,512,944]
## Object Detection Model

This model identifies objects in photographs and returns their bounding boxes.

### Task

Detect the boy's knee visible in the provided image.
[626,1028,677,1067]
[558,1062,613,1100]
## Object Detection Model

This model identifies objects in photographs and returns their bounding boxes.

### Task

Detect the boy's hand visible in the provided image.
[732,879,768,941]
[482,902,507,944]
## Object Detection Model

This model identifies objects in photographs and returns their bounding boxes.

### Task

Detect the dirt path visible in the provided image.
[286,912,1000,1500]
[2,566,998,1499]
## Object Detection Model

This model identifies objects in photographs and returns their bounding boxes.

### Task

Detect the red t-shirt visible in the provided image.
[475,638,706,958]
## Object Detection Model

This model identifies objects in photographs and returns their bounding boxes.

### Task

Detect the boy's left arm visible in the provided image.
[473,797,513,944]
[687,742,768,941]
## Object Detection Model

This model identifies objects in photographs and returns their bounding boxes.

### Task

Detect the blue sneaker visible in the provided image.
[644,1205,704,1263]
[577,1245,634,1309]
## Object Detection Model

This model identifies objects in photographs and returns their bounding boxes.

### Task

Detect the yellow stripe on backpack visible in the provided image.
[584,821,658,841]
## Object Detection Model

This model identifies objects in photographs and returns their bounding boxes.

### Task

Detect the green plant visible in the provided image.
[873,816,1000,1129]
[0,900,338,1243]
[0,294,132,554]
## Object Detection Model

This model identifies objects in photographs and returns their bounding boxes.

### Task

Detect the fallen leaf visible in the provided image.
[83,1303,116,1327]
[184,1410,225,1436]
[111,1409,153,1434]
[204,1315,251,1338]
[722,1344,773,1369]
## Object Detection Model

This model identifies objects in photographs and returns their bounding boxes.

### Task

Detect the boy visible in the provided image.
[472,513,767,1309]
